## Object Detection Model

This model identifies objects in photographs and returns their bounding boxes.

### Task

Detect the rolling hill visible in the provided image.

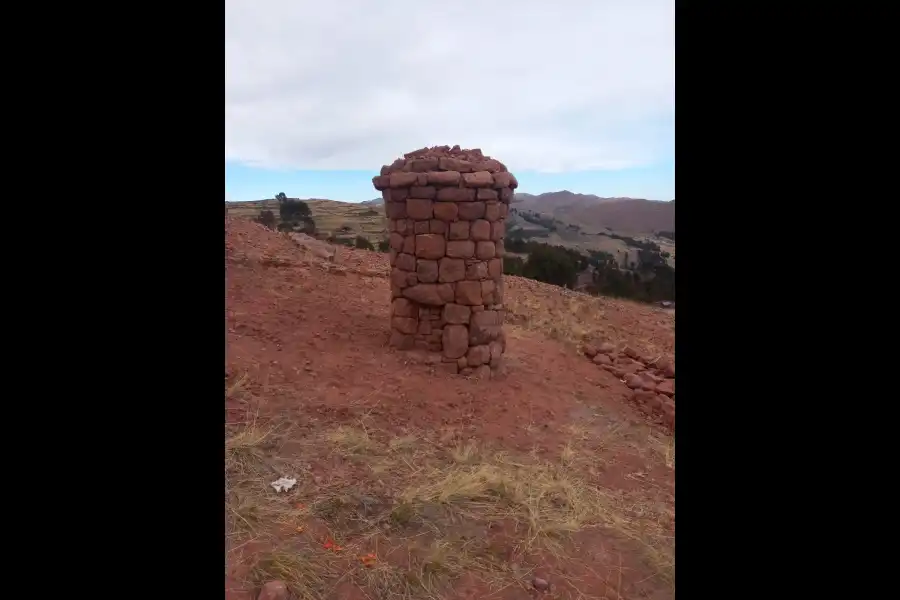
[364,190,673,235]
[514,191,674,234]
[225,191,675,265]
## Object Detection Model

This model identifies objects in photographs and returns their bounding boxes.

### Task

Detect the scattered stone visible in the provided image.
[592,353,612,366]
[612,363,642,378]
[660,401,675,427]
[597,342,616,354]
[640,370,664,383]
[656,357,675,378]
[656,378,675,396]
[532,577,550,592]
[582,343,598,358]
[257,580,288,600]
[625,374,645,390]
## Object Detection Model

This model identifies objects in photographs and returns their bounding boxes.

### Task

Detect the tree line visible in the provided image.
[503,238,674,303]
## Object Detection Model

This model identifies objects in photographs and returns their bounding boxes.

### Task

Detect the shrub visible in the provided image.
[503,256,525,276]
[354,236,375,250]
[298,216,317,234]
[278,198,311,222]
[522,245,579,288]
[255,209,276,229]
[501,238,676,304]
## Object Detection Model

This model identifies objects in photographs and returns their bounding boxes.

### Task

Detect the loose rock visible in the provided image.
[257,580,288,600]
[592,353,613,366]
[597,342,616,354]
[655,357,675,378]
[656,378,675,396]
[625,374,645,389]
[532,577,550,592]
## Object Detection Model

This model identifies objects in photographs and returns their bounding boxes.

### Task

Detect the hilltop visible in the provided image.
[226,198,387,246]
[225,216,674,600]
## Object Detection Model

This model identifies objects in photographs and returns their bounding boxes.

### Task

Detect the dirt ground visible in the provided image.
[225,217,675,600]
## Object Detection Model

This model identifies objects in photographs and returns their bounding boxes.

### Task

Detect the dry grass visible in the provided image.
[225,389,674,599]
[504,276,675,359]
[224,212,675,598]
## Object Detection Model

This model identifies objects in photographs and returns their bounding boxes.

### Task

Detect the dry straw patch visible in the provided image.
[225,405,674,599]
[504,276,674,358]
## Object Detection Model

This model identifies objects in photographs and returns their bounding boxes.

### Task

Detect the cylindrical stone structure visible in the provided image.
[372,145,517,377]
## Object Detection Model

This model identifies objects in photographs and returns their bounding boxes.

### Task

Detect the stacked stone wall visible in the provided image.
[372,146,517,376]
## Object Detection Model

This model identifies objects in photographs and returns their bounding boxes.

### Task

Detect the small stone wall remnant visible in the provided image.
[583,342,675,432]
[372,146,517,377]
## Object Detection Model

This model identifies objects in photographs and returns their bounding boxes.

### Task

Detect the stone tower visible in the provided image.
[372,146,517,377]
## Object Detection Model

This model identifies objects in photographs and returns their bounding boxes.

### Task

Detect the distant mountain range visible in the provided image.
[364,190,674,234]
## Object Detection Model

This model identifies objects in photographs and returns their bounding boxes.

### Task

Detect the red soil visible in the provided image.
[225,217,674,600]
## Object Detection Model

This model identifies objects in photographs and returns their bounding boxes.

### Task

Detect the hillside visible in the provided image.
[226,195,675,269]
[514,190,634,211]
[226,198,387,245]
[569,198,674,234]
[225,216,675,600]
[515,191,674,234]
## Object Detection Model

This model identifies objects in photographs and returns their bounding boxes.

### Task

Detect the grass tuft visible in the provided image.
[226,418,674,599]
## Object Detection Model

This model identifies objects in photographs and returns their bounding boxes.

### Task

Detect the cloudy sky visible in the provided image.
[225,0,674,202]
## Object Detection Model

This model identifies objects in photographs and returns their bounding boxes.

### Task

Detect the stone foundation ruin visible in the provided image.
[372,146,516,377]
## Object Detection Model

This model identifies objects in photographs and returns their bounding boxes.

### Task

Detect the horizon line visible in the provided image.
[224,194,674,204]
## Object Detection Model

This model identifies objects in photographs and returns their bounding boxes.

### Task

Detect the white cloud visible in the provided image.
[225,0,674,173]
